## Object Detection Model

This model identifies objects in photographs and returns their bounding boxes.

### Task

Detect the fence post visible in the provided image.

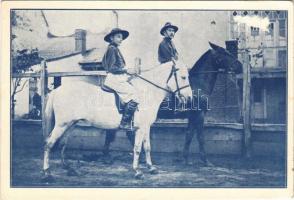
[242,50,252,158]
[135,57,142,74]
[40,61,48,139]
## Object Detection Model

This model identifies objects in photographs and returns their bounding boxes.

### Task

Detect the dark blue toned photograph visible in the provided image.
[10,8,288,188]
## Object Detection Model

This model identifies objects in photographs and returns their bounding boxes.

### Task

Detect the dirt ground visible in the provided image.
[11,148,286,188]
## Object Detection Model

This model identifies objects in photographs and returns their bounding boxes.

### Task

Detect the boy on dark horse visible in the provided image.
[158,22,187,108]
[102,28,139,131]
[158,22,179,64]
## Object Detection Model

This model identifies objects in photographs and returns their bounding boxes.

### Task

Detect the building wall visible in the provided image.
[229,11,287,124]
[206,74,241,123]
[265,79,286,124]
[229,11,287,68]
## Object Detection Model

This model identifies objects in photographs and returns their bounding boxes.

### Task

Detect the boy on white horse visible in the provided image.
[102,28,139,131]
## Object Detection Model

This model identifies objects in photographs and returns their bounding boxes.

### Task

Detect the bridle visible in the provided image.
[211,49,240,75]
[189,50,240,76]
[166,64,190,98]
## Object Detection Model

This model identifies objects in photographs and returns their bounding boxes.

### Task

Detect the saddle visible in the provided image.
[101,85,126,114]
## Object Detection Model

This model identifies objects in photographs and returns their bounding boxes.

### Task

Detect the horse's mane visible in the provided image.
[189,50,212,75]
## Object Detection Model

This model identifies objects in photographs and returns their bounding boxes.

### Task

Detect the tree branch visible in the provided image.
[15,79,29,94]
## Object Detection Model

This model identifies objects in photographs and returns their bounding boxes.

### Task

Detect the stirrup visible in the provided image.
[119,124,138,131]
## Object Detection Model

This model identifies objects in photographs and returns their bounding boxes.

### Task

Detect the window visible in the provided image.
[251,26,259,37]
[254,85,262,103]
[279,19,286,37]
[278,11,286,19]
[266,22,274,36]
[268,11,275,20]
[278,50,287,68]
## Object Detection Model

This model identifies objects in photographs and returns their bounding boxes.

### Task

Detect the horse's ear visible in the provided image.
[209,42,220,51]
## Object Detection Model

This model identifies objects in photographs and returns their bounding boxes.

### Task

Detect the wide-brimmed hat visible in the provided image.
[160,22,178,35]
[104,28,129,43]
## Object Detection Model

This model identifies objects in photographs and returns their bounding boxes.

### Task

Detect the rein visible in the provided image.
[126,64,190,95]
[127,72,173,94]
[190,70,236,75]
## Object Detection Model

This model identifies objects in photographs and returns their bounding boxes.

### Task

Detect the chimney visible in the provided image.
[75,29,87,54]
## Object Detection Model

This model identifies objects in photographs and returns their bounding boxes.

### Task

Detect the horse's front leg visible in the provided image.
[143,127,158,174]
[183,123,196,165]
[196,111,213,167]
[132,128,145,179]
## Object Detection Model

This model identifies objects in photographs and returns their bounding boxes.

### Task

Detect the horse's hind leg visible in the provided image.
[61,139,69,168]
[42,124,69,182]
[126,130,135,147]
[102,130,116,165]
[103,130,116,156]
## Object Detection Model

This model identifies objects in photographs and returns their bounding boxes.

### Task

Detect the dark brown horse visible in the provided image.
[101,42,243,166]
[182,42,242,165]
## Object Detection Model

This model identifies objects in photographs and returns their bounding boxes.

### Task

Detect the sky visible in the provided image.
[43,10,273,36]
[43,10,116,35]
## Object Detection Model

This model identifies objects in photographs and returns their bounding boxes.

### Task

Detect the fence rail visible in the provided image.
[12,71,107,78]
[12,119,286,132]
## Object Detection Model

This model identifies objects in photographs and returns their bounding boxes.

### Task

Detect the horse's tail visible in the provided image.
[44,90,55,139]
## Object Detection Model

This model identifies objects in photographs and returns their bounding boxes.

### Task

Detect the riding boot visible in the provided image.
[119,100,138,131]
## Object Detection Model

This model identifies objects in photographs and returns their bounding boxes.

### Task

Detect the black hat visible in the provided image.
[160,22,178,36]
[104,28,129,43]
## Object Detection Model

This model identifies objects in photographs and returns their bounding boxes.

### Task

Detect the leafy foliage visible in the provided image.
[12,48,43,73]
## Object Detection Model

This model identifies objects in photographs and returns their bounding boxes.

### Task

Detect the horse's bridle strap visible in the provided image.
[173,85,190,93]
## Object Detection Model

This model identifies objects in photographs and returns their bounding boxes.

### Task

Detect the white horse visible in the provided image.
[42,61,192,181]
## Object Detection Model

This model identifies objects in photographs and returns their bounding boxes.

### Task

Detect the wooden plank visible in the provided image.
[47,71,107,77]
[252,142,285,157]
[12,71,107,79]
[236,70,286,79]
[12,72,41,78]
[252,132,285,143]
[12,118,286,132]
[252,124,286,132]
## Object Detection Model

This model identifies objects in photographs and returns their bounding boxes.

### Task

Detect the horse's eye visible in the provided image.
[181,76,186,80]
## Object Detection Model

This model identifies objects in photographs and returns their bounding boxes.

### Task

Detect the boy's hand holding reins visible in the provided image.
[126,67,138,75]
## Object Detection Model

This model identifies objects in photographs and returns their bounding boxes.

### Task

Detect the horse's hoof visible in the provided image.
[67,168,80,176]
[102,156,114,165]
[148,165,158,175]
[134,170,144,179]
[199,158,214,167]
[41,170,54,183]
[204,160,214,167]
[184,159,193,166]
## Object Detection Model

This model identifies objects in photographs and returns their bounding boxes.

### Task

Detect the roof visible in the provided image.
[38,32,106,62]
[79,48,106,64]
